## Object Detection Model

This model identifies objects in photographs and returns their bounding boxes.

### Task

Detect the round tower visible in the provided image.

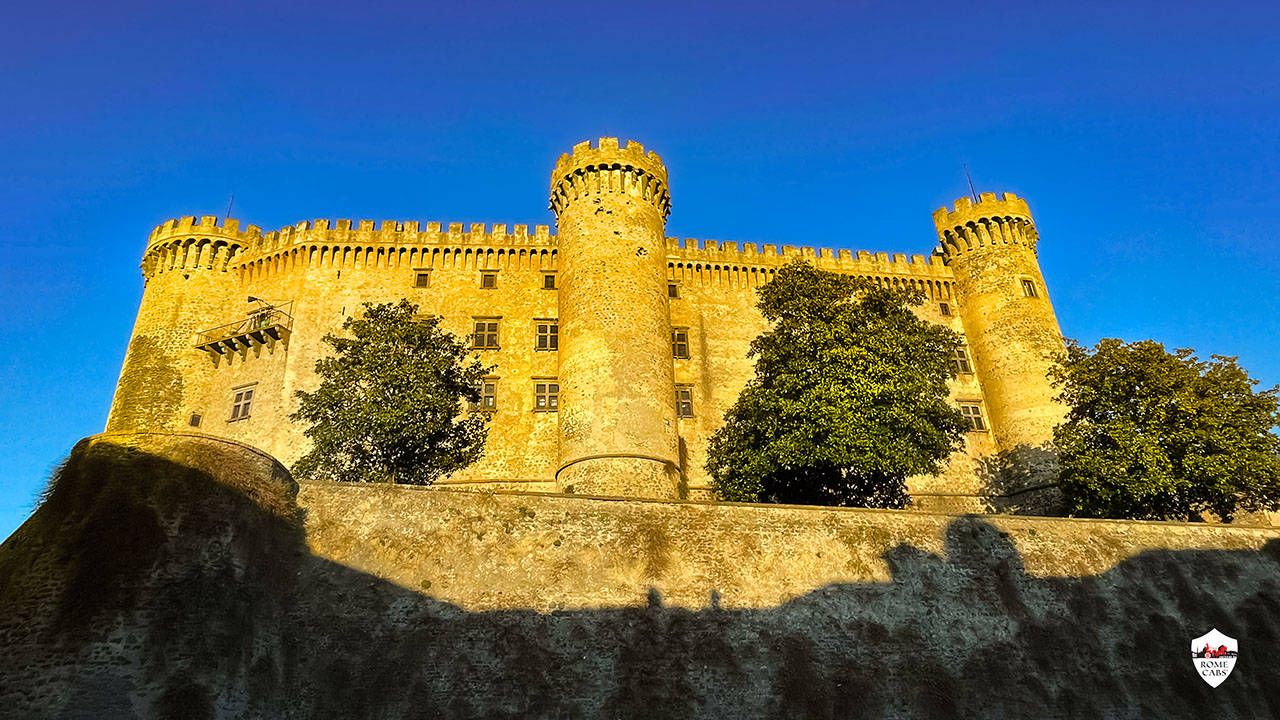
[933,193,1067,507]
[106,215,253,433]
[549,138,681,498]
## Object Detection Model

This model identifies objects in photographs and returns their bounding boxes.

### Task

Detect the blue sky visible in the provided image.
[2,0,1278,540]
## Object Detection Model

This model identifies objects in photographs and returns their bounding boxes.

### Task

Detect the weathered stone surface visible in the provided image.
[934,194,1068,497]
[3,433,1278,718]
[103,141,1065,509]
[298,481,1280,613]
[552,140,681,498]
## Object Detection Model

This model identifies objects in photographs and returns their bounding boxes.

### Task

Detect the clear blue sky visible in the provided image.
[3,0,1278,540]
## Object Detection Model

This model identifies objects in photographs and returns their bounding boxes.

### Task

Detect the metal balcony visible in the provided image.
[196,301,294,355]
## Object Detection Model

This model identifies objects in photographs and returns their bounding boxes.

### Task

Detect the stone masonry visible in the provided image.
[4,432,1278,718]
[106,138,1067,510]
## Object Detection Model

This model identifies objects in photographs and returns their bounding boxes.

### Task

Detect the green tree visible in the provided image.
[291,300,491,485]
[706,260,968,507]
[1051,338,1280,521]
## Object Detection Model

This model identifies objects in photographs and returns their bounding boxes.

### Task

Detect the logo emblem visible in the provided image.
[1191,628,1238,687]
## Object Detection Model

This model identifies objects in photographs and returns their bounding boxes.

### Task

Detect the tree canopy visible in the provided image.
[706,260,968,507]
[1051,338,1280,521]
[291,300,491,485]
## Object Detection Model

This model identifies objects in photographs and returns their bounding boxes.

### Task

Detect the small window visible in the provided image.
[939,302,951,317]
[1021,279,1038,298]
[960,403,986,431]
[543,274,557,290]
[668,283,680,298]
[672,329,690,359]
[473,319,499,349]
[189,413,202,428]
[675,387,694,418]
[534,380,559,411]
[472,379,498,411]
[953,347,973,374]
[229,385,256,421]
[481,272,497,289]
[536,321,559,351]
[414,271,431,288]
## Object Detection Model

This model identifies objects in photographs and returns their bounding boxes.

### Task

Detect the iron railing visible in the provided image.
[196,301,294,354]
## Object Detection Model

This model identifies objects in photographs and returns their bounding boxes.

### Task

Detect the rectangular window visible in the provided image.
[229,385,256,421]
[536,321,559,351]
[1021,279,1038,297]
[481,272,497,289]
[675,387,694,418]
[472,379,498,411]
[543,274,557,290]
[939,302,951,317]
[473,319,500,349]
[189,413,202,428]
[668,283,680,298]
[672,328,690,359]
[534,380,559,411]
[960,403,986,431]
[414,271,431,288]
[953,347,973,374]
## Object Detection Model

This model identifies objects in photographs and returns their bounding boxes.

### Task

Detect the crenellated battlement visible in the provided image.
[932,193,1039,261]
[549,138,671,220]
[933,192,1032,228]
[660,237,955,299]
[143,216,555,273]
[552,137,666,178]
[142,216,262,279]
[663,237,949,276]
[249,219,554,257]
[148,215,263,249]
[141,211,962,285]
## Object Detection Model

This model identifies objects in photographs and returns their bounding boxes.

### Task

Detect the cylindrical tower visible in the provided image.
[106,215,252,433]
[933,192,1067,506]
[549,138,681,498]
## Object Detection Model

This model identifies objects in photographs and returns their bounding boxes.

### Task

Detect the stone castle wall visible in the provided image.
[297,478,1280,613]
[551,139,682,497]
[935,193,1068,497]
[105,140,1062,508]
[7,432,1278,718]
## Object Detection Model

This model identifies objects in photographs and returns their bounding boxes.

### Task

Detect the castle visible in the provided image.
[107,138,1066,511]
[29,143,1280,716]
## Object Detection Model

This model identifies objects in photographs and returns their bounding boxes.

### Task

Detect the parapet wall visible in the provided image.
[552,137,667,178]
[143,216,957,288]
[932,192,1031,225]
[549,137,672,220]
[8,432,1279,718]
[932,192,1039,261]
[299,481,1279,612]
[147,216,554,266]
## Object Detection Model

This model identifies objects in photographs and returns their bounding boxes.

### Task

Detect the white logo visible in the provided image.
[1191,628,1238,687]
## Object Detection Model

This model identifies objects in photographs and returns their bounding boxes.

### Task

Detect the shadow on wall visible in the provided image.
[2,440,1279,720]
[974,442,1063,515]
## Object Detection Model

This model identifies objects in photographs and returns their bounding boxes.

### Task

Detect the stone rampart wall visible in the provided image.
[123,213,996,502]
[297,481,1278,612]
[6,432,1279,718]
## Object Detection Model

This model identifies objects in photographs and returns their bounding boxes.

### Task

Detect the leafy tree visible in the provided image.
[1051,338,1280,521]
[706,260,968,507]
[291,300,491,485]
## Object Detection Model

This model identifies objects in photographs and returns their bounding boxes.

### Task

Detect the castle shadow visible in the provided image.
[974,442,1063,515]
[2,440,1279,720]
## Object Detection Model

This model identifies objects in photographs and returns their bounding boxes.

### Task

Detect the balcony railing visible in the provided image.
[196,301,294,355]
